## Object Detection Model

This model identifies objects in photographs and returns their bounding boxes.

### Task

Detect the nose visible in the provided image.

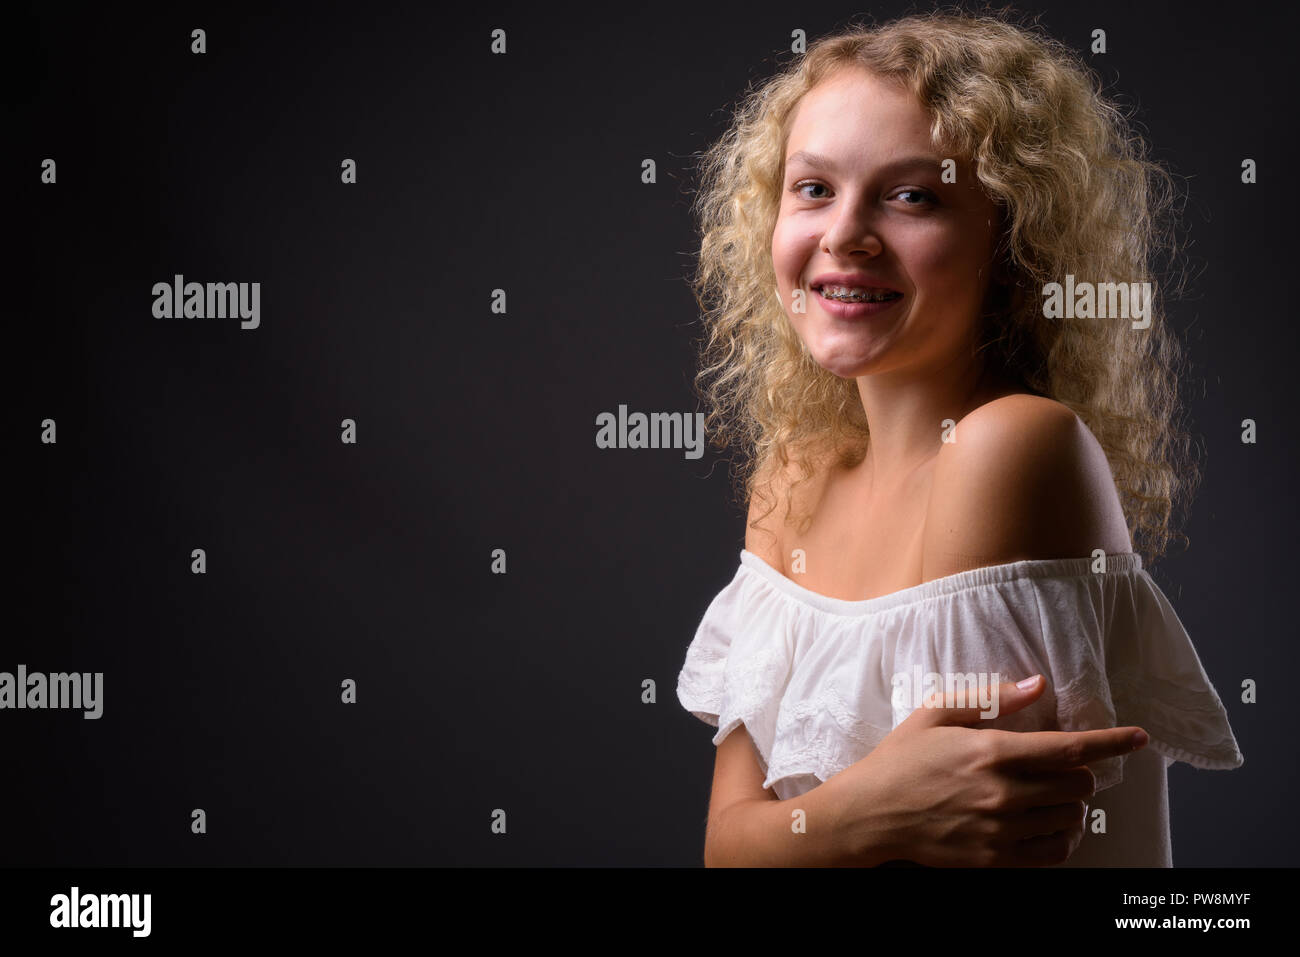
[820,194,884,258]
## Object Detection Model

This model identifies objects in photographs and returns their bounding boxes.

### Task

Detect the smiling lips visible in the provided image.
[818,285,902,302]
[810,272,904,293]
[807,279,905,318]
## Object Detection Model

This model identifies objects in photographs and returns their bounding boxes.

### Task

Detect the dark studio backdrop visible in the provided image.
[10,0,1297,866]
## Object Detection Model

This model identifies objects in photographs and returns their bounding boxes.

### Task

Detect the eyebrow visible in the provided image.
[784,150,946,176]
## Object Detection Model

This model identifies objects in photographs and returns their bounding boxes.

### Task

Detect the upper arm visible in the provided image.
[921,395,1133,580]
[708,723,779,832]
[726,444,836,821]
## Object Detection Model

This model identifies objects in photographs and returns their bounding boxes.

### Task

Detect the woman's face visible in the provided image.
[771,67,1001,379]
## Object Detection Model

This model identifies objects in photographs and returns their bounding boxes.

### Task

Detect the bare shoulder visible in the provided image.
[956,392,1076,437]
[921,394,1133,578]
[744,437,839,571]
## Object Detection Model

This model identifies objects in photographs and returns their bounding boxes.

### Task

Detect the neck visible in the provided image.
[854,349,1018,492]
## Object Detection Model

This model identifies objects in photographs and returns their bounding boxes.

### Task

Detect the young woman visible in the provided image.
[676,11,1243,867]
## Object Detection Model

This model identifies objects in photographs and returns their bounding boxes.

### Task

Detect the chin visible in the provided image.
[809,351,873,379]
[796,321,889,379]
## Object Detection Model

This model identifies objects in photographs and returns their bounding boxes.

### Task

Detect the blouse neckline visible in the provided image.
[738,548,1144,617]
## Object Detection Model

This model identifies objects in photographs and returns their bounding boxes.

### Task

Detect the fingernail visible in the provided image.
[1131,730,1149,749]
[1016,675,1041,689]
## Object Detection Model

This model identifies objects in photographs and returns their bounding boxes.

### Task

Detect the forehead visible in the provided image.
[784,67,934,159]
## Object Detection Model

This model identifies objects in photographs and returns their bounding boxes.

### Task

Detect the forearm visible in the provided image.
[704,775,897,867]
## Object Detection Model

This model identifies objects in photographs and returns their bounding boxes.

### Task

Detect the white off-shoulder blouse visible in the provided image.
[677,549,1244,866]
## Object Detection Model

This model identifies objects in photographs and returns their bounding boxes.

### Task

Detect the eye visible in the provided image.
[894,188,937,206]
[788,181,938,205]
[790,180,830,200]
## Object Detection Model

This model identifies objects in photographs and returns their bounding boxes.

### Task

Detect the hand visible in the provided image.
[823,674,1148,866]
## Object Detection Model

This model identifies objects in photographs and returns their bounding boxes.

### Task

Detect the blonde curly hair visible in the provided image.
[689,5,1198,567]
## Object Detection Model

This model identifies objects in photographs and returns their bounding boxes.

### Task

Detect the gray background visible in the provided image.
[10,0,1294,865]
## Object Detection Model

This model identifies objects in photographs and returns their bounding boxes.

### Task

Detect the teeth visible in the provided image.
[818,285,899,302]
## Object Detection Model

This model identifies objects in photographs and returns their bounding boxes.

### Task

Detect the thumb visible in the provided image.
[904,673,1048,729]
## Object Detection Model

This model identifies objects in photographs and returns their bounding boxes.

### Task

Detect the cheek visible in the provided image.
[770,224,790,276]
[905,226,990,300]
[771,219,811,279]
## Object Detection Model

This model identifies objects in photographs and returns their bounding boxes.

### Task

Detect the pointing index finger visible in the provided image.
[996,726,1149,772]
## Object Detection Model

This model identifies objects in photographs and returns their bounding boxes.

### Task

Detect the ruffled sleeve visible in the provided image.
[676,550,1244,798]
